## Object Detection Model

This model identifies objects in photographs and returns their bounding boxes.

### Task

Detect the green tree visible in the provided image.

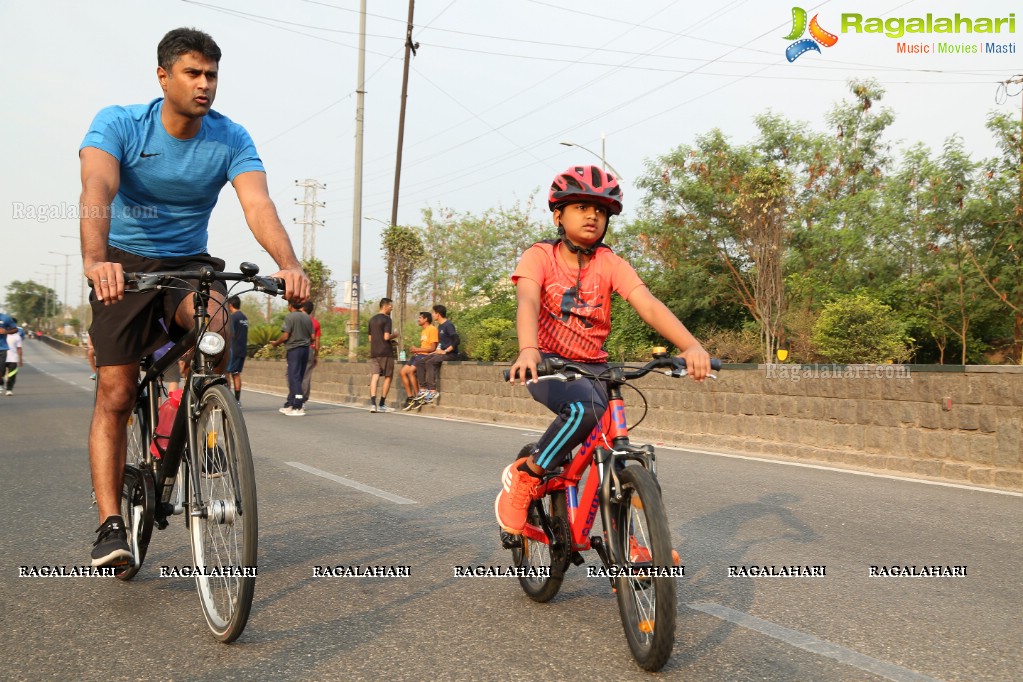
[383,225,427,334]
[5,280,55,323]
[786,80,896,308]
[417,201,547,310]
[964,111,1023,362]
[638,129,792,362]
[301,257,334,308]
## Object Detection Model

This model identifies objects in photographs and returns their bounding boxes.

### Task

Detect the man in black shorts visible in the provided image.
[367,298,397,412]
[81,28,309,568]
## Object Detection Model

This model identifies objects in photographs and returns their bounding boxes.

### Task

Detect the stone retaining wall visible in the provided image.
[244,359,1023,491]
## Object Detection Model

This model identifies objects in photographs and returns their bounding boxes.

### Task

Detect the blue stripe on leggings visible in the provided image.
[536,402,583,469]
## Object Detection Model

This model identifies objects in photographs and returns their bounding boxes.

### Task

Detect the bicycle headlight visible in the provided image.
[198,331,226,356]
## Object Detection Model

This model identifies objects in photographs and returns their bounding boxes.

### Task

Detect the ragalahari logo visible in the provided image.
[784,7,838,61]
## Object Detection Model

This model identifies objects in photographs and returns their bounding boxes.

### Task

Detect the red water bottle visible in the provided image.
[150,389,183,459]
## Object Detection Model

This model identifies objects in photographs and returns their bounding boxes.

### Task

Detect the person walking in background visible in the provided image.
[4,319,23,395]
[0,313,17,395]
[417,304,457,404]
[399,311,438,410]
[300,300,321,402]
[270,301,313,416]
[367,298,397,412]
[227,295,248,404]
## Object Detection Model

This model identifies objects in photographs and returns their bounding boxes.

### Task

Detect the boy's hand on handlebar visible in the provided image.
[84,261,125,304]
[272,267,310,304]
[679,343,712,382]
[509,347,541,385]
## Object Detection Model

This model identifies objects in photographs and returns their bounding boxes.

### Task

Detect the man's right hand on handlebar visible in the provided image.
[270,266,310,306]
[85,261,126,305]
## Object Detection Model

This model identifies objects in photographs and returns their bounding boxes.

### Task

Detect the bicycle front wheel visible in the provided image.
[513,491,569,602]
[609,465,677,671]
[188,384,257,642]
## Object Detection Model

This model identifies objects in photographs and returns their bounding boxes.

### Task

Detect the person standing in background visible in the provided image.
[227,295,248,404]
[270,301,313,416]
[300,300,321,401]
[367,298,397,412]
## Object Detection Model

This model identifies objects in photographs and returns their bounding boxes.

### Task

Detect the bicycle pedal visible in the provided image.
[570,551,585,566]
[500,530,522,549]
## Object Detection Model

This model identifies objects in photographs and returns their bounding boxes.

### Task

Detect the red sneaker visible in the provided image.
[495,457,542,534]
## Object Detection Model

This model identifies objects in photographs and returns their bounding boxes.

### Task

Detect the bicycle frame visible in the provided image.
[131,281,230,527]
[519,368,657,564]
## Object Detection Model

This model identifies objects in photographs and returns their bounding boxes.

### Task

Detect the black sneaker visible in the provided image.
[91,516,132,568]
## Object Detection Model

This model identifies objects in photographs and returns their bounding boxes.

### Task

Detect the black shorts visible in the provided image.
[89,246,227,367]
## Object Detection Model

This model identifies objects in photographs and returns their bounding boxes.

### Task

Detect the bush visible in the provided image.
[811,294,912,364]
[701,326,761,363]
[246,323,278,357]
[464,317,515,361]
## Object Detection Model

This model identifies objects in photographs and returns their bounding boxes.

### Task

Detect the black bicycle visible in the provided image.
[115,262,284,642]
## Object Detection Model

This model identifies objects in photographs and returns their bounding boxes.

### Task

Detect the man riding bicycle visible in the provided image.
[81,27,309,568]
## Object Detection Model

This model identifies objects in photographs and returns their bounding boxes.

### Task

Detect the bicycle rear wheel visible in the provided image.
[117,405,154,580]
[188,384,257,642]
[609,465,676,671]
[512,491,569,602]
[117,465,155,580]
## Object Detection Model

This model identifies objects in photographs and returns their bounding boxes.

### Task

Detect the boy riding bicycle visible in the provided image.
[81,28,309,568]
[497,165,711,535]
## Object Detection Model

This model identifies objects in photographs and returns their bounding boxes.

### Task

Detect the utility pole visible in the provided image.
[349,0,367,360]
[294,179,326,262]
[388,0,417,300]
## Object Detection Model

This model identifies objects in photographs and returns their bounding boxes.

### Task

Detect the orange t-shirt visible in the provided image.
[511,241,645,362]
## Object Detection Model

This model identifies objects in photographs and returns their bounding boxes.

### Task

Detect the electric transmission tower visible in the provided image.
[294,179,326,261]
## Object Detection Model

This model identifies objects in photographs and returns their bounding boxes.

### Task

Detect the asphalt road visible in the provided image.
[2,342,1020,681]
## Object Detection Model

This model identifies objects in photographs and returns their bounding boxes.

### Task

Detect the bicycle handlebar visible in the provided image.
[88,262,287,297]
[502,355,721,383]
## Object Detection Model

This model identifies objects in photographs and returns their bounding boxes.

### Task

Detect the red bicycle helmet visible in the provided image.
[548,165,623,215]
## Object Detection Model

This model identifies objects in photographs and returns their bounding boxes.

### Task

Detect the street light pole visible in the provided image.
[559,139,626,182]
[49,251,73,323]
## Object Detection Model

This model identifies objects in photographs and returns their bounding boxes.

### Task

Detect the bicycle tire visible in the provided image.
[608,465,677,671]
[513,491,570,602]
[188,384,257,642]
[117,464,155,581]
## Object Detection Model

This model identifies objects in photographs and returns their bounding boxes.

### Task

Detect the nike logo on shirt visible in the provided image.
[140,151,161,158]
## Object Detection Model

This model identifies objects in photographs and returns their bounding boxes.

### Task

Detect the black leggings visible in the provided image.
[527,359,609,470]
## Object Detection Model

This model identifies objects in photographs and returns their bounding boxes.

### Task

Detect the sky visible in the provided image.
[2,0,1021,313]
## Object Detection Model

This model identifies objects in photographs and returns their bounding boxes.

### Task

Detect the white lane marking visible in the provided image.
[285,462,417,505]
[29,364,94,393]
[660,446,1023,498]
[687,602,945,682]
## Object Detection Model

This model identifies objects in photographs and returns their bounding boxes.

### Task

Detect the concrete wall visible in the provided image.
[245,359,1023,491]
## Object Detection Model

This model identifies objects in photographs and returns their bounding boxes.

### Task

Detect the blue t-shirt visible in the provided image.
[0,314,16,351]
[80,98,265,258]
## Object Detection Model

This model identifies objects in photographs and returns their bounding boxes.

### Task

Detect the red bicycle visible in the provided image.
[501,352,719,671]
